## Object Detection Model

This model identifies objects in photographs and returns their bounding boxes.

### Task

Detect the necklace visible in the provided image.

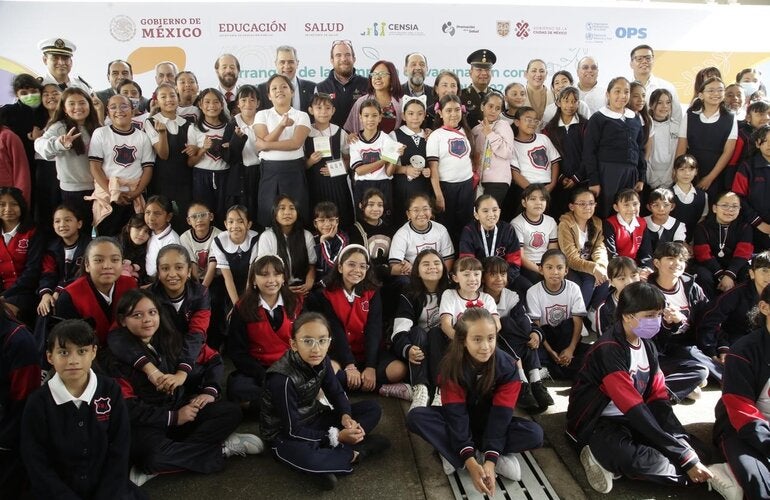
[717,223,728,258]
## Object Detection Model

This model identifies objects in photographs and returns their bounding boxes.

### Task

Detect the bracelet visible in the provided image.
[149,369,161,379]
[344,367,358,372]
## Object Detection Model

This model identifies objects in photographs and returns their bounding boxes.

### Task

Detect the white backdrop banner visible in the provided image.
[1,1,769,105]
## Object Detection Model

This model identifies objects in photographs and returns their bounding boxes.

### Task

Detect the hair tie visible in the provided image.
[433,102,441,113]
[461,104,467,114]
[402,95,427,113]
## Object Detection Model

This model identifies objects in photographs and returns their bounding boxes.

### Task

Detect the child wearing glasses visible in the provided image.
[644,188,686,250]
[260,312,389,491]
[510,106,561,217]
[691,191,753,298]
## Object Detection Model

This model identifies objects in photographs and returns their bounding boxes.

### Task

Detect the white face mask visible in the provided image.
[740,81,760,98]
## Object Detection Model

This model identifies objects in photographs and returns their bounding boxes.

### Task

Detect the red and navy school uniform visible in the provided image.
[406,349,543,469]
[226,297,303,408]
[0,225,43,321]
[566,324,703,485]
[458,221,527,296]
[107,327,241,475]
[20,372,143,500]
[714,327,770,499]
[684,108,735,196]
[700,282,759,360]
[0,314,40,497]
[582,108,647,218]
[603,215,653,268]
[391,290,444,389]
[724,120,754,190]
[260,350,382,476]
[55,275,137,346]
[691,216,753,298]
[651,275,714,397]
[306,286,394,386]
[314,232,348,279]
[37,232,90,298]
[733,153,770,251]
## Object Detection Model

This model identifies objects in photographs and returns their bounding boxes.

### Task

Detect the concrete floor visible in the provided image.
[142,371,726,499]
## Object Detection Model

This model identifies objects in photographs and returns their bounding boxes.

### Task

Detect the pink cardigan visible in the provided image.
[0,127,31,205]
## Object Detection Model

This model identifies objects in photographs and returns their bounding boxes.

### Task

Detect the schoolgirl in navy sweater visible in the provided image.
[227,255,302,413]
[407,308,543,496]
[0,186,43,324]
[583,77,646,218]
[21,320,141,499]
[567,282,713,494]
[37,204,90,317]
[733,125,770,251]
[107,289,262,485]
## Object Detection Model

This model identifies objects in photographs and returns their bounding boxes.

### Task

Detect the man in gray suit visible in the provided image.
[95,59,148,111]
[258,46,315,113]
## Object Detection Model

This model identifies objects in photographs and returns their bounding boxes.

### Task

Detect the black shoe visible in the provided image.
[517,383,540,412]
[531,381,554,408]
[353,434,391,462]
[314,473,337,490]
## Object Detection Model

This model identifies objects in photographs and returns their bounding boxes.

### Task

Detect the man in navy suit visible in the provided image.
[258,46,316,113]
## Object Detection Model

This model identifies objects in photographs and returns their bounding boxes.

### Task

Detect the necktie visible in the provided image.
[58,83,67,91]
[225,91,233,102]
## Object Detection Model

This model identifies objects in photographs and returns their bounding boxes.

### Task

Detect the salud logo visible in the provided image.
[515,20,530,39]
[497,20,510,37]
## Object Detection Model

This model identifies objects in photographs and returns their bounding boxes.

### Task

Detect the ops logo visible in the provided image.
[615,27,647,39]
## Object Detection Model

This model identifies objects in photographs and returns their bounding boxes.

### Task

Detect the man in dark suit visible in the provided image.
[95,59,149,111]
[459,49,501,127]
[315,41,368,127]
[215,54,240,113]
[258,46,315,113]
[401,52,434,111]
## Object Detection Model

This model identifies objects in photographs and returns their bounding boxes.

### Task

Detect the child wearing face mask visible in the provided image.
[567,281,714,495]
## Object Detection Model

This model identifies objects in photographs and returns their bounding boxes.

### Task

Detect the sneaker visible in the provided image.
[708,463,743,500]
[440,455,456,475]
[379,383,413,401]
[685,386,702,401]
[517,383,540,412]
[353,434,391,462]
[495,453,521,481]
[314,472,338,491]
[531,381,554,408]
[409,384,430,411]
[223,432,264,458]
[580,445,613,493]
[129,465,158,487]
[432,389,442,406]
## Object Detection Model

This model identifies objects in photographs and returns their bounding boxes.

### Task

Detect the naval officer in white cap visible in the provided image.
[38,37,92,92]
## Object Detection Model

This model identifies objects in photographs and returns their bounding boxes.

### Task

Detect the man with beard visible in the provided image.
[258,46,316,113]
[215,53,240,113]
[316,40,368,127]
[460,49,500,127]
[401,53,434,112]
[576,56,604,115]
[37,37,92,92]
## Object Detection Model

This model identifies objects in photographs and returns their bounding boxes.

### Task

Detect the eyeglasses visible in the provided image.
[370,71,390,78]
[127,309,159,320]
[108,104,131,111]
[314,217,338,224]
[633,55,653,63]
[716,204,740,210]
[343,261,370,271]
[572,201,596,208]
[297,337,331,349]
[187,212,211,220]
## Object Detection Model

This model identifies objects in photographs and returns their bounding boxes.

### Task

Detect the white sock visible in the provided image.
[528,369,541,383]
[518,366,528,383]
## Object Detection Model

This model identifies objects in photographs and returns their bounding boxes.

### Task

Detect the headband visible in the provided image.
[257,253,286,267]
[336,244,370,265]
[402,94,427,113]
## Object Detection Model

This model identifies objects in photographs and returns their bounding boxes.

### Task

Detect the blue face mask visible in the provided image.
[632,315,661,339]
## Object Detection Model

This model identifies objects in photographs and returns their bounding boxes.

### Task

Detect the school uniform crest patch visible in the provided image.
[361,149,381,164]
[527,146,549,170]
[545,303,568,326]
[447,138,468,158]
[205,137,224,161]
[113,145,138,167]
[94,397,112,420]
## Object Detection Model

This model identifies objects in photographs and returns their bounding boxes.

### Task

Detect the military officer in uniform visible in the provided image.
[459,49,500,127]
[38,37,92,93]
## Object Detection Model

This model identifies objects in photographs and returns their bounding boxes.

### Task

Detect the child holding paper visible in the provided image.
[306,93,355,231]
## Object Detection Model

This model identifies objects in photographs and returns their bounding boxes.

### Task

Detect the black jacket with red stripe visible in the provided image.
[692,217,753,280]
[459,221,522,284]
[441,349,523,464]
[566,324,699,471]
[699,282,759,358]
[714,327,770,453]
[733,153,770,227]
[37,233,90,296]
